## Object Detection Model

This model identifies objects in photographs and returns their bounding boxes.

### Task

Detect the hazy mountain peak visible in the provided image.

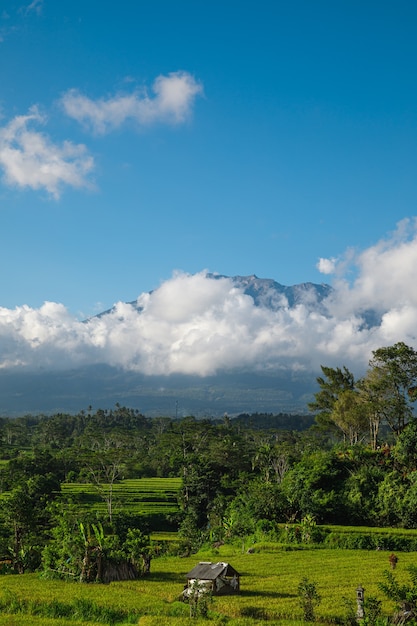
[227,275,333,310]
[95,274,333,319]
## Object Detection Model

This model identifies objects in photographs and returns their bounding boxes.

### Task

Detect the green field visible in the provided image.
[323,524,417,536]
[0,544,416,625]
[61,477,181,519]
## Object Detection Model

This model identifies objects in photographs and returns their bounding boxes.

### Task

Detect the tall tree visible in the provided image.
[331,389,368,445]
[358,368,386,450]
[368,342,417,436]
[309,365,356,435]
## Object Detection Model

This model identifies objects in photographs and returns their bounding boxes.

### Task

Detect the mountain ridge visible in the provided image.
[1,274,336,417]
[94,274,333,319]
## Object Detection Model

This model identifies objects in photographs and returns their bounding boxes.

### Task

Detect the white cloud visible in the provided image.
[1,221,417,377]
[61,71,203,134]
[317,257,336,274]
[0,107,94,198]
[329,218,417,315]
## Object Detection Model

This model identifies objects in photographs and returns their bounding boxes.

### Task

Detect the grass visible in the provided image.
[61,477,181,518]
[0,544,416,625]
[0,615,101,626]
[150,532,179,541]
[322,524,417,536]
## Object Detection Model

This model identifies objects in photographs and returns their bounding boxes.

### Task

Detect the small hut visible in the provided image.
[184,561,240,596]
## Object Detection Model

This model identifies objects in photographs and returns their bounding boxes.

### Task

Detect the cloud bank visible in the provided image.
[0,220,416,378]
[61,71,203,134]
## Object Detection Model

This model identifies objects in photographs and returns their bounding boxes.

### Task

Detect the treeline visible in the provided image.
[232,412,315,430]
[0,408,312,450]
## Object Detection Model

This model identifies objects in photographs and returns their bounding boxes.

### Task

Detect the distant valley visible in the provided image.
[0,365,318,417]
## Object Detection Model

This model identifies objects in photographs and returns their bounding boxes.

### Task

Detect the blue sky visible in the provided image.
[1,0,416,316]
[1,1,417,380]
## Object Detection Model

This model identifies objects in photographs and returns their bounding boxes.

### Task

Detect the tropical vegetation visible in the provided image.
[0,341,416,623]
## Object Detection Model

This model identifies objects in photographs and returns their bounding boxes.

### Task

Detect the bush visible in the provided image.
[279,521,328,545]
[364,595,383,626]
[297,576,321,622]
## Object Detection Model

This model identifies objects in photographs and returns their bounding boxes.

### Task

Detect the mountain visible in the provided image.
[220,275,333,310]
[96,274,333,318]
[0,275,333,417]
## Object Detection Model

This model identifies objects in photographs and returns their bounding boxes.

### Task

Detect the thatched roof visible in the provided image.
[186,561,240,580]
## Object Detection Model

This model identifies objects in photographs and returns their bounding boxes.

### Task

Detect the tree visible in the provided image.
[343,462,386,525]
[368,342,417,436]
[393,419,417,472]
[358,368,385,450]
[1,472,59,573]
[281,450,348,523]
[124,528,152,575]
[42,503,85,579]
[331,389,369,445]
[3,486,36,572]
[252,442,275,482]
[309,366,356,436]
[225,479,289,535]
[250,437,296,484]
[79,436,127,522]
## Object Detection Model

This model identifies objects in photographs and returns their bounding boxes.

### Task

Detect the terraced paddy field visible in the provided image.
[1,546,417,625]
[61,477,181,528]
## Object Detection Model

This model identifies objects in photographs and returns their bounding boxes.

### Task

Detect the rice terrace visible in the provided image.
[1,541,417,625]
[60,478,182,524]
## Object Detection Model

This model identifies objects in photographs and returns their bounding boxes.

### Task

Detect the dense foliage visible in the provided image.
[0,342,416,576]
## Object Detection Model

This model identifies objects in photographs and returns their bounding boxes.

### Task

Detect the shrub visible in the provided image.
[297,576,321,621]
[187,581,213,619]
[364,595,383,626]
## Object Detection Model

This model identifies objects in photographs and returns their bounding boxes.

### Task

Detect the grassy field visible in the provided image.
[60,477,181,520]
[322,524,417,536]
[0,544,416,625]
